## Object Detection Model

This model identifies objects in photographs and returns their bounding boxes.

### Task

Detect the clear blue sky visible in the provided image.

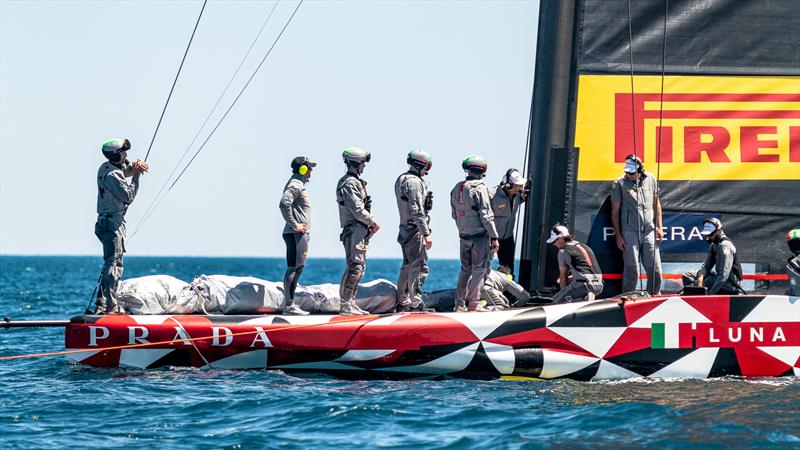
[0,0,538,258]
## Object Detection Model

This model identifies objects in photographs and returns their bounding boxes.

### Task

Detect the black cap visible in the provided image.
[291,156,317,172]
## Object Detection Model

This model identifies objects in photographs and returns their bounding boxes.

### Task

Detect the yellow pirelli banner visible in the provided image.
[574,75,800,181]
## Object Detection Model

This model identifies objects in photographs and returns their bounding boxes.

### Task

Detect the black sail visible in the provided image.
[521,0,800,295]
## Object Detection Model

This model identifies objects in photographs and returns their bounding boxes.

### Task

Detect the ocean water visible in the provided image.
[0,255,797,449]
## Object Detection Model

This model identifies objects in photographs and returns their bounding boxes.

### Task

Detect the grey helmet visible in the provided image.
[102,138,131,155]
[407,149,432,172]
[342,147,371,170]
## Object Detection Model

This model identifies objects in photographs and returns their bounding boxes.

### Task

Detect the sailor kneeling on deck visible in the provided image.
[684,218,743,295]
[547,224,604,304]
[480,269,531,310]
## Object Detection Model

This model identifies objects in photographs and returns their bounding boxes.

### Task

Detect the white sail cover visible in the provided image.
[117,275,397,315]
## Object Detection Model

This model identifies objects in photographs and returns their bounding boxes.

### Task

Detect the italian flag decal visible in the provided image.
[651,323,680,349]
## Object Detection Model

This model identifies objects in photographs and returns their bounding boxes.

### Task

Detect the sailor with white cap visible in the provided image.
[489,168,529,276]
[546,224,604,304]
[692,218,742,295]
[610,154,663,294]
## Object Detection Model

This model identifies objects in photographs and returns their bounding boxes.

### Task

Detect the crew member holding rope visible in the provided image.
[336,147,380,316]
[394,150,434,312]
[489,168,529,277]
[610,154,663,295]
[278,156,317,316]
[94,139,148,314]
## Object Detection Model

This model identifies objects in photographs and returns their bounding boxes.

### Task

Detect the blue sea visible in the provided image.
[0,256,798,449]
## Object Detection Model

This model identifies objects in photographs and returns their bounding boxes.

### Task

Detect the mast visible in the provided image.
[519,0,581,292]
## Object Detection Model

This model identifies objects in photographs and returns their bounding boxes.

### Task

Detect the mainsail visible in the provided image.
[520,0,800,295]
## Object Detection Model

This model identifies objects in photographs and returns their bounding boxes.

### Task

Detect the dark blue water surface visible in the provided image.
[1,256,798,449]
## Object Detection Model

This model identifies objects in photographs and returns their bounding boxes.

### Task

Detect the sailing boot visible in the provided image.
[468,301,490,312]
[283,303,310,316]
[340,301,369,316]
[395,300,414,313]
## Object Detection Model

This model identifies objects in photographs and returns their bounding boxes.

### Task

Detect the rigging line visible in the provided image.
[130,0,304,239]
[144,0,208,162]
[130,1,281,240]
[626,0,645,292]
[651,0,669,293]
[512,82,535,278]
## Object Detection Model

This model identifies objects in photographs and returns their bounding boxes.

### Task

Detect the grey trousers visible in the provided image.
[340,223,370,303]
[396,231,429,307]
[95,218,125,311]
[622,229,662,294]
[456,235,491,308]
[552,280,604,304]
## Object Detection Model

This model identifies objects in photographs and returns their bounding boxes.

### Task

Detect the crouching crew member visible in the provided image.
[450,154,499,312]
[480,269,531,310]
[395,150,434,312]
[489,168,529,275]
[336,147,380,315]
[94,138,148,314]
[610,154,663,294]
[547,224,604,304]
[688,218,742,295]
[785,229,799,296]
[278,156,317,316]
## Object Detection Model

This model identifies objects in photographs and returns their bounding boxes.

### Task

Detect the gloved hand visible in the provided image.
[132,160,149,175]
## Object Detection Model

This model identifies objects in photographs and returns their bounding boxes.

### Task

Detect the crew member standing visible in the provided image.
[489,168,529,275]
[610,154,663,294]
[94,138,148,314]
[547,224,604,304]
[786,229,800,296]
[693,218,742,295]
[450,154,499,312]
[395,150,434,312]
[336,147,380,315]
[278,156,316,316]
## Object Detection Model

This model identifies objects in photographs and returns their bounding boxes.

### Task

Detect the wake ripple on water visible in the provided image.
[1,256,799,448]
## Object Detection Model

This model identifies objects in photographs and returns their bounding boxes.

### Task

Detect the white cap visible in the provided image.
[546,225,570,243]
[507,169,527,186]
[623,159,638,173]
[700,221,718,236]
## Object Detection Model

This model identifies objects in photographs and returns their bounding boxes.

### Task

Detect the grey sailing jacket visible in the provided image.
[96,161,139,230]
[699,235,738,294]
[450,178,498,239]
[395,171,430,236]
[489,185,523,240]
[336,171,377,229]
[279,174,312,235]
[610,172,658,234]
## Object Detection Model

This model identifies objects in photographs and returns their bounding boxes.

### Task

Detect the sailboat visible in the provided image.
[5,0,800,380]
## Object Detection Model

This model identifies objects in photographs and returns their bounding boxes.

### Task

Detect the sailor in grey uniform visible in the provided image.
[480,269,531,310]
[395,150,434,312]
[278,156,317,316]
[94,138,148,314]
[450,154,499,312]
[336,147,380,315]
[786,229,800,296]
[693,218,742,295]
[610,155,663,294]
[489,169,528,275]
[547,224,604,304]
